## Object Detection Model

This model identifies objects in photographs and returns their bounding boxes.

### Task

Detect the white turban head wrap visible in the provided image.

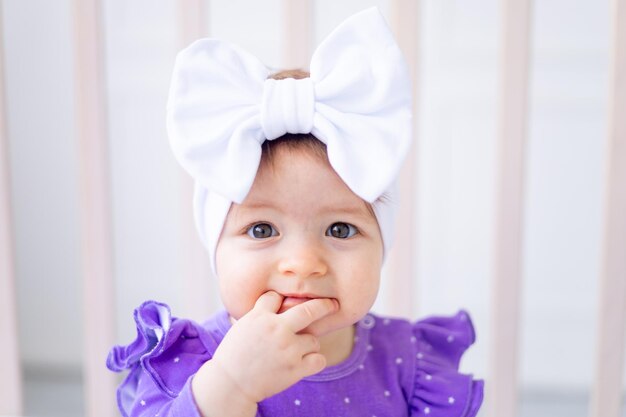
[167,7,413,274]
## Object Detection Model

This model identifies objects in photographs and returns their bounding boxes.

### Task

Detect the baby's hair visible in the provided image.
[267,69,310,81]
[260,69,391,219]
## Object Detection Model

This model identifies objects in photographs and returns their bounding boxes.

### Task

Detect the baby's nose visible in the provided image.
[277,238,328,278]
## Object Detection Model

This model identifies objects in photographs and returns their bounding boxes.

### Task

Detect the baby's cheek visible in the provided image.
[218,272,268,320]
[220,288,258,320]
[341,274,380,316]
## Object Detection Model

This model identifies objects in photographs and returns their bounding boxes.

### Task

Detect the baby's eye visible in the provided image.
[326,222,358,239]
[246,223,278,239]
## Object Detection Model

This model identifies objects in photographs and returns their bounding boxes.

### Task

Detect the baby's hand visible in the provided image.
[215,291,337,399]
[191,291,337,417]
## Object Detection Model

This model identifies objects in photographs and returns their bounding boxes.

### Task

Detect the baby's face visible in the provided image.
[215,146,383,336]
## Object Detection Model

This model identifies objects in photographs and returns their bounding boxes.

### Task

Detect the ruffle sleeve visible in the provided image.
[106,301,217,417]
[409,310,484,417]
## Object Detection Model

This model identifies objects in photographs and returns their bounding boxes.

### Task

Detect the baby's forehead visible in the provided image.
[238,135,378,220]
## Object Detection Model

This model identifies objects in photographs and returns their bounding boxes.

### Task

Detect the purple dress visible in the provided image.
[107,301,484,417]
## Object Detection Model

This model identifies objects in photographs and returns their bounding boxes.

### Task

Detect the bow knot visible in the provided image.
[168,7,412,205]
[261,77,315,140]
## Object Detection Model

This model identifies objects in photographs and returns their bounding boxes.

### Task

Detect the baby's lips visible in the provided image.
[278,295,338,315]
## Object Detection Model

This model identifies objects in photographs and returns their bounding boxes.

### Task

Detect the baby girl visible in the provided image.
[107,8,484,417]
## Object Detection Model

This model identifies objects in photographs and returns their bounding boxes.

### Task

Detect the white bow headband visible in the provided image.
[167,7,413,272]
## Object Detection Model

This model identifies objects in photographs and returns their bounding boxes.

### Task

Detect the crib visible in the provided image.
[0,1,624,416]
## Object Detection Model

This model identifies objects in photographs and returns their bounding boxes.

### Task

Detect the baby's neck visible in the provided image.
[319,324,356,366]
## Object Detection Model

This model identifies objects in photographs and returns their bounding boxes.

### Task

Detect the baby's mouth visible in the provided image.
[278,296,314,313]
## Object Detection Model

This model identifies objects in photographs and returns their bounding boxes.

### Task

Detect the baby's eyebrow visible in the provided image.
[317,202,376,221]
[235,201,277,213]
[327,205,371,217]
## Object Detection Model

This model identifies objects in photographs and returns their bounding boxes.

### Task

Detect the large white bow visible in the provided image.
[167,7,412,205]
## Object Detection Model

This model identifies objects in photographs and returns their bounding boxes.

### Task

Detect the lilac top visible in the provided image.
[107,301,484,417]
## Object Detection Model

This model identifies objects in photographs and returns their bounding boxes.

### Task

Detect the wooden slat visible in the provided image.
[72,0,117,416]
[176,0,217,321]
[589,0,626,416]
[282,0,312,70]
[386,0,420,318]
[0,2,23,413]
[488,0,531,416]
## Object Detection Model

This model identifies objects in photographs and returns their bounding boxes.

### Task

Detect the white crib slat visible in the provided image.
[386,0,420,318]
[72,0,117,416]
[282,0,312,70]
[178,0,207,42]
[0,3,23,412]
[0,151,22,416]
[589,0,626,416]
[488,0,531,416]
[176,0,217,321]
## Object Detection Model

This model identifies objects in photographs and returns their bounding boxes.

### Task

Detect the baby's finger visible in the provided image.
[296,333,320,354]
[281,298,337,332]
[299,352,326,378]
[253,291,283,313]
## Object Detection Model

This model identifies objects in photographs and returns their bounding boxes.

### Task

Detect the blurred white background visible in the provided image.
[2,0,624,416]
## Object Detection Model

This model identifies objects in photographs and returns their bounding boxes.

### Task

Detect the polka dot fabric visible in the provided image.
[107,301,484,417]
